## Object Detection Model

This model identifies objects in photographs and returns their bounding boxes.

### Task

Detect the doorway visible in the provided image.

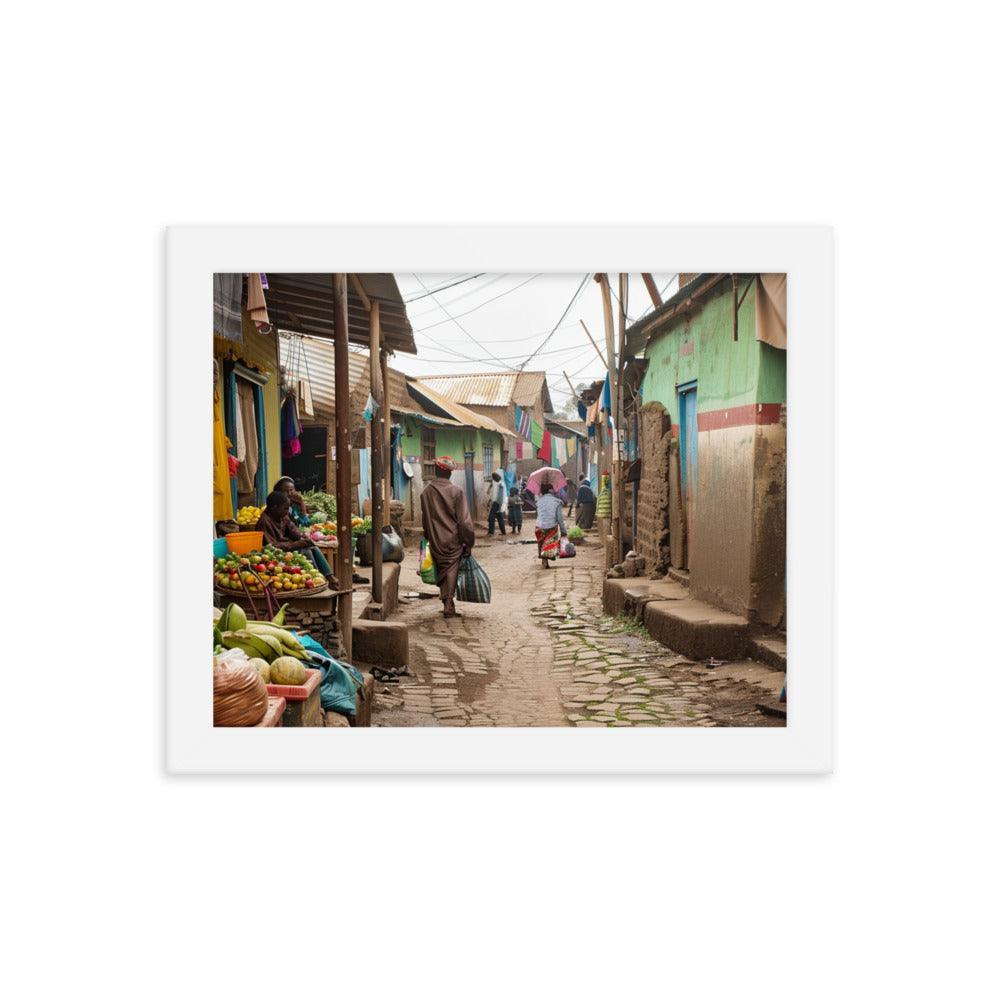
[281,425,328,493]
[677,380,698,569]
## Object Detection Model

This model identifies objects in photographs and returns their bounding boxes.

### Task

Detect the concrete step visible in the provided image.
[667,566,691,587]
[749,636,787,671]
[352,619,409,672]
[603,576,689,617]
[643,599,750,662]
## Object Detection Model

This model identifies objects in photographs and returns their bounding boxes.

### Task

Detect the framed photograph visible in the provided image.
[167,225,833,773]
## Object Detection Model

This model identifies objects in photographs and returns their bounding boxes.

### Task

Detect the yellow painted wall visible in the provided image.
[213,312,282,494]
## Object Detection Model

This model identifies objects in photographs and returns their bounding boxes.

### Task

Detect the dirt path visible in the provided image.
[373,530,784,727]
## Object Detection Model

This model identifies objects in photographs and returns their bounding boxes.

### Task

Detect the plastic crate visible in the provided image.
[266,667,321,702]
[255,696,286,727]
[225,531,264,555]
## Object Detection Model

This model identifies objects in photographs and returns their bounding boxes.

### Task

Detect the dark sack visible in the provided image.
[456,554,492,603]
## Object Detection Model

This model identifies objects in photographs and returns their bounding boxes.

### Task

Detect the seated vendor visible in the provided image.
[255,490,337,590]
[274,476,311,526]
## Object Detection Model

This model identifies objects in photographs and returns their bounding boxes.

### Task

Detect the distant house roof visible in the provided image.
[545,418,586,438]
[406,379,514,437]
[413,370,553,413]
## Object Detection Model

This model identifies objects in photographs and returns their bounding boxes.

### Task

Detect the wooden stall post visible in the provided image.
[369,301,384,605]
[381,345,391,512]
[616,272,628,559]
[597,274,621,566]
[332,273,353,660]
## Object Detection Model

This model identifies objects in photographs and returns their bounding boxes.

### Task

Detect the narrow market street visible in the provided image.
[373,529,784,728]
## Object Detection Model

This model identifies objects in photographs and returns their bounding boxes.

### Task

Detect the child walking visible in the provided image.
[507,487,523,534]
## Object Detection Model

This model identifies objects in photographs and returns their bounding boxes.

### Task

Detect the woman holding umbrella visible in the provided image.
[534,482,567,569]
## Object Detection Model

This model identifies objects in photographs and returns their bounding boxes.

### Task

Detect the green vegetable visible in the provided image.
[568,525,585,542]
[352,515,373,538]
[302,489,337,520]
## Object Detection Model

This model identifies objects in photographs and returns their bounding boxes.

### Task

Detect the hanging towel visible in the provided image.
[236,380,258,494]
[516,406,532,438]
[531,420,544,449]
[213,273,243,342]
[601,374,612,412]
[233,382,247,462]
[515,439,523,460]
[539,431,552,463]
[246,273,270,329]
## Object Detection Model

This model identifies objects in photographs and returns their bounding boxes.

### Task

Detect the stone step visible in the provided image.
[749,636,787,671]
[643,599,750,662]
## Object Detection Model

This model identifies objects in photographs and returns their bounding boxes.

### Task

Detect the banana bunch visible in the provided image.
[220,621,307,663]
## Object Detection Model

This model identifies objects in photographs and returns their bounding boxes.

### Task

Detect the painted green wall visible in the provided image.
[641,282,786,414]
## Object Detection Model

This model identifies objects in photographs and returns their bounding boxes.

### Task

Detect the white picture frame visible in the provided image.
[167,225,833,773]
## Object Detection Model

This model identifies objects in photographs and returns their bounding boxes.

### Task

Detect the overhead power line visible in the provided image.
[414,274,541,331]
[518,273,591,371]
[412,274,517,371]
[403,273,485,302]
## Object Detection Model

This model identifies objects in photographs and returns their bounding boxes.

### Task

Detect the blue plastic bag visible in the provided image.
[294,632,363,717]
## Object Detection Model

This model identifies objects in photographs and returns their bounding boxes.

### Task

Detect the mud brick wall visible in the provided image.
[636,401,672,573]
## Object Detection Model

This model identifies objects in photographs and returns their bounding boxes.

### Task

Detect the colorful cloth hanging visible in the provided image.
[531,420,544,449]
[539,430,552,462]
[246,273,270,330]
[213,273,243,342]
[515,439,523,460]
[515,405,532,438]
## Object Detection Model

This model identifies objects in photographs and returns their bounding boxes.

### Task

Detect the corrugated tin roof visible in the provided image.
[265,273,417,354]
[281,333,429,428]
[545,418,586,438]
[406,380,514,437]
[414,370,551,411]
[512,371,552,410]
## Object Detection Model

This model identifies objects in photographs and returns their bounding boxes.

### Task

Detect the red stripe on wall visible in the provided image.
[697,403,783,432]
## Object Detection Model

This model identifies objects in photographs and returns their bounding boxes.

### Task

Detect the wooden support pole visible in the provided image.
[563,371,579,403]
[332,273,353,660]
[369,300,383,606]
[579,319,607,368]
[597,274,620,567]
[381,345,391,512]
[616,272,628,561]
[641,273,663,309]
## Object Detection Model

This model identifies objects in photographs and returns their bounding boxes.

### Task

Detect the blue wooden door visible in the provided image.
[677,381,697,568]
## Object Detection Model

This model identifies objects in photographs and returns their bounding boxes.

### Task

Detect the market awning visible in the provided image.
[264,273,417,355]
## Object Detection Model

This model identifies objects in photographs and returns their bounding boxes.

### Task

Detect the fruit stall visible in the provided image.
[213,600,367,729]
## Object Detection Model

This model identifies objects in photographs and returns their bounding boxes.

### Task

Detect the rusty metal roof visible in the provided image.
[265,273,417,354]
[282,333,428,428]
[413,370,551,411]
[406,380,514,437]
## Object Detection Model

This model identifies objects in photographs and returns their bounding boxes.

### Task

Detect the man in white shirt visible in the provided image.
[486,471,507,536]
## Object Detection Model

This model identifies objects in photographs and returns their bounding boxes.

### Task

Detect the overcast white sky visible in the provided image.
[390,273,679,414]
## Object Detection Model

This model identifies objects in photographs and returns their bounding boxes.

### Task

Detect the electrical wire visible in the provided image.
[403,273,485,302]
[518,273,591,371]
[414,274,541,331]
[411,275,518,370]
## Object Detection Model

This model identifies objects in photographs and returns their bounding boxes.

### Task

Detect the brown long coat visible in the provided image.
[420,477,475,599]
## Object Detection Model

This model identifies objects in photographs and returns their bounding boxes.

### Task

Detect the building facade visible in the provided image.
[630,275,786,626]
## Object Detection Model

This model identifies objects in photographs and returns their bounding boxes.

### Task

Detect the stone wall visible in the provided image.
[635,401,672,574]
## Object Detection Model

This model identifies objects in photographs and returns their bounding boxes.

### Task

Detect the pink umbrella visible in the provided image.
[526,466,567,495]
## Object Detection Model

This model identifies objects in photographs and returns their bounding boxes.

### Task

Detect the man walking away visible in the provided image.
[420,456,476,618]
[487,471,507,536]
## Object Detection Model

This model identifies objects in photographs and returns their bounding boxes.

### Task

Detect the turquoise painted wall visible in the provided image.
[641,282,786,414]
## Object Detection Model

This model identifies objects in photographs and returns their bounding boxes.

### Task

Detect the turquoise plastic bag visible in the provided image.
[293,632,363,717]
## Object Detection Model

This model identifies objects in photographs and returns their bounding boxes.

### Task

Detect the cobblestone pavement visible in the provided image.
[373,530,784,727]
